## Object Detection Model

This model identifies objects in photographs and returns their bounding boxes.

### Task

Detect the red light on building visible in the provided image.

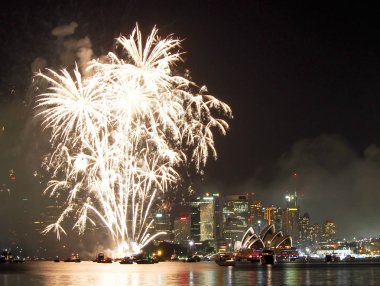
[179,217,188,221]
[9,176,16,180]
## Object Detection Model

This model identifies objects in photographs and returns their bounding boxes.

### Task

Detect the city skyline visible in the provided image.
[1,1,380,252]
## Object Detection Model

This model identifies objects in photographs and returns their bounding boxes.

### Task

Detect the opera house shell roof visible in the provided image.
[236,224,293,251]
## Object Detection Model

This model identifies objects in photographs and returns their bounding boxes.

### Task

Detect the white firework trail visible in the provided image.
[35,25,232,256]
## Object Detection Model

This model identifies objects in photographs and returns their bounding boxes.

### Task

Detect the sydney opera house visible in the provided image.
[234,224,299,262]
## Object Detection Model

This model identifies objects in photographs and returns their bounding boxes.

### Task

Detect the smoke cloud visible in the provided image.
[228,134,380,239]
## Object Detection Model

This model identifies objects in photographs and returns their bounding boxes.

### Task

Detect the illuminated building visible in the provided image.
[235,224,298,262]
[309,223,322,242]
[173,216,191,245]
[152,200,172,242]
[249,199,264,233]
[222,195,249,249]
[189,193,222,244]
[321,220,337,242]
[298,213,310,244]
[153,212,171,241]
[250,200,263,221]
[199,195,219,241]
[189,197,206,243]
[281,192,299,241]
[264,206,279,226]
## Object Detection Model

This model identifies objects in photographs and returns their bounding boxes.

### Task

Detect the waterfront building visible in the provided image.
[235,224,298,262]
[315,246,352,259]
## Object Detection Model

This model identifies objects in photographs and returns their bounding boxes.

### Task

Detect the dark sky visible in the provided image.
[1,0,380,251]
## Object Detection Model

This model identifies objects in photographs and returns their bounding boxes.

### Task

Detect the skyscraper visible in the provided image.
[264,206,278,226]
[189,193,222,246]
[249,199,263,232]
[281,192,300,241]
[222,195,249,249]
[299,212,311,244]
[173,216,191,245]
[152,200,172,242]
[321,220,337,242]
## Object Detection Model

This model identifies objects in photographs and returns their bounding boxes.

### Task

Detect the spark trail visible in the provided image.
[35,25,231,256]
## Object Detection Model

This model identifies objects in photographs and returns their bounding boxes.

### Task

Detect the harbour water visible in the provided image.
[1,261,379,286]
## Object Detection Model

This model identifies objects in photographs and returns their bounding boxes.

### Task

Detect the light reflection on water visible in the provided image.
[1,261,380,286]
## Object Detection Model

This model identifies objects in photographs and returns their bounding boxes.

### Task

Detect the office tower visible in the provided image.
[222,195,249,249]
[309,223,322,243]
[152,200,172,242]
[190,193,222,246]
[298,212,311,244]
[264,206,279,225]
[250,199,264,232]
[281,192,300,242]
[173,216,191,245]
[322,220,337,242]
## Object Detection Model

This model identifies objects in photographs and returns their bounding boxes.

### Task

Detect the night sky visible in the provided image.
[1,1,380,253]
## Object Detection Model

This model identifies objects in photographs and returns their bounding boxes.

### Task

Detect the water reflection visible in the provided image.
[1,261,380,286]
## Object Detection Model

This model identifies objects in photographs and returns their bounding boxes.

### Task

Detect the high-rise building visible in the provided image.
[222,195,249,249]
[249,200,263,232]
[153,212,172,241]
[152,200,172,242]
[200,201,214,241]
[309,223,322,242]
[189,197,206,243]
[173,216,191,245]
[264,206,278,225]
[189,193,222,246]
[321,220,337,242]
[281,192,300,241]
[298,212,311,244]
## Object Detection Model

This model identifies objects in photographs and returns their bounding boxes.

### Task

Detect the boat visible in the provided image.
[53,256,60,262]
[325,254,340,262]
[95,252,104,263]
[135,257,155,264]
[234,248,262,263]
[119,257,134,264]
[186,255,201,262]
[64,253,81,262]
[101,257,113,263]
[260,249,276,265]
[215,253,235,266]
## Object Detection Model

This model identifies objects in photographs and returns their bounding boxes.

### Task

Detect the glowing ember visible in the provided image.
[35,25,231,256]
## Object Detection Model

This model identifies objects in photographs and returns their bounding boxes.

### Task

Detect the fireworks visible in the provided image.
[35,25,231,255]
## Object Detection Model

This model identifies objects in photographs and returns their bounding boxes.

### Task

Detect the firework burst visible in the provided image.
[35,25,231,256]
